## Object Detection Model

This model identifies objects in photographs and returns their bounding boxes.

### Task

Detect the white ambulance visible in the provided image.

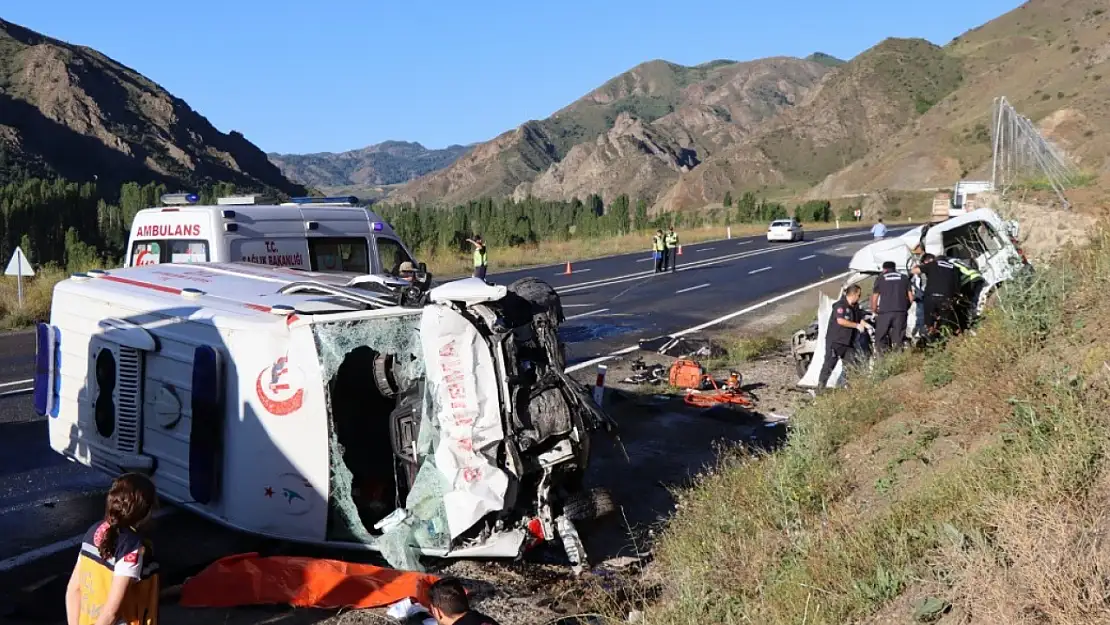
[35,262,617,571]
[123,194,418,277]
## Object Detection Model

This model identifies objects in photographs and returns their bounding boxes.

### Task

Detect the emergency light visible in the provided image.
[161,193,199,205]
[372,222,384,232]
[287,196,360,206]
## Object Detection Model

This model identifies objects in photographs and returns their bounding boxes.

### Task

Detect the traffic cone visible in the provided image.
[677,245,683,256]
[564,261,572,275]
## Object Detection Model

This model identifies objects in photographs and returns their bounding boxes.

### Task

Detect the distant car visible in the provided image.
[767,219,804,242]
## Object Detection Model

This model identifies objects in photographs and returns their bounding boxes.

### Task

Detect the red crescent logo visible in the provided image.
[255,357,305,416]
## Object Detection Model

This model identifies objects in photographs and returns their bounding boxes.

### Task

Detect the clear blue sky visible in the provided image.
[6,0,1022,155]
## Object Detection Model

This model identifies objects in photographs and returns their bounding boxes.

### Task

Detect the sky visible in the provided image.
[5,0,1024,155]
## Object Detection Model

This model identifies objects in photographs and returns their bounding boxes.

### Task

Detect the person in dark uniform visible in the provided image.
[912,253,961,340]
[870,261,914,352]
[428,578,502,625]
[817,284,869,390]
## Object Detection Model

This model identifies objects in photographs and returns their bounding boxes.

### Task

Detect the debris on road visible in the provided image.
[638,334,726,360]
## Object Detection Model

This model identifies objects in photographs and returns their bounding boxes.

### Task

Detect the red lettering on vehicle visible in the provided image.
[135,223,202,238]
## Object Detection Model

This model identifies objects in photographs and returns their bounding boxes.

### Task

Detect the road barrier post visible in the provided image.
[835,218,840,229]
[593,365,607,407]
[727,226,731,239]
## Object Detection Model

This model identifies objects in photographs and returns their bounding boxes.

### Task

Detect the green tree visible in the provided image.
[723,191,733,207]
[634,199,649,231]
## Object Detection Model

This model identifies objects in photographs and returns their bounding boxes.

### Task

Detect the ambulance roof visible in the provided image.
[55,262,411,325]
[131,203,399,237]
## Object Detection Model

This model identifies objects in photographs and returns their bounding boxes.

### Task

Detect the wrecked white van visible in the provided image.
[34,262,616,571]
[794,208,1029,387]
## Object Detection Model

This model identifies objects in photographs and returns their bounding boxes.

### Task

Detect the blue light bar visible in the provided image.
[372,222,384,232]
[161,193,199,205]
[288,196,360,205]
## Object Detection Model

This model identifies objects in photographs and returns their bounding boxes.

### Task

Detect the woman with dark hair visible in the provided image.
[66,473,159,625]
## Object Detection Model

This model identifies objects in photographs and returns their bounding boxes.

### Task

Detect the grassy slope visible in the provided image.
[645,226,1110,623]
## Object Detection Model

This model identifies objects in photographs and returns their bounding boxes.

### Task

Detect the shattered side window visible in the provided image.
[312,315,426,544]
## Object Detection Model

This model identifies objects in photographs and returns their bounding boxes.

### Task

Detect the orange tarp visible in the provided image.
[179,553,439,610]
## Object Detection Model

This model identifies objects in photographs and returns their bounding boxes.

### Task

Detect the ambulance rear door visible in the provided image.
[126,209,216,267]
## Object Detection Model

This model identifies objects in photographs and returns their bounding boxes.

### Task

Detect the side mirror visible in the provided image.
[418,262,427,273]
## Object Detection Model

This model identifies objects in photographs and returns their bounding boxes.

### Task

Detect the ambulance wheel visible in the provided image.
[795,353,812,378]
[564,487,616,523]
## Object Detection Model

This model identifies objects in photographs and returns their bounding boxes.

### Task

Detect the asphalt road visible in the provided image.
[0,223,905,590]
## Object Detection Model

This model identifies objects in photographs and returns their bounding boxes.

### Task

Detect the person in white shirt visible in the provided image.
[871,218,888,239]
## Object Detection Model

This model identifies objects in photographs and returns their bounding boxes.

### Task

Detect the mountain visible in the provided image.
[391,57,832,206]
[807,52,847,67]
[0,18,304,195]
[658,37,964,210]
[393,0,1110,212]
[267,141,471,189]
[811,0,1110,198]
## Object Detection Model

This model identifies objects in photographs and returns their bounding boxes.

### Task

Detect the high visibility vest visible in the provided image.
[950,258,982,285]
[664,232,678,248]
[473,245,487,267]
[652,236,664,252]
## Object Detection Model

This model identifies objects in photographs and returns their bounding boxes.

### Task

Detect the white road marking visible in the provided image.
[636,257,654,263]
[0,387,33,398]
[800,255,817,261]
[0,508,177,574]
[558,268,592,275]
[675,283,711,294]
[566,271,854,373]
[695,247,715,252]
[834,246,847,251]
[0,379,33,388]
[737,241,752,246]
[565,308,610,321]
[562,304,595,308]
[749,266,772,275]
[557,230,874,295]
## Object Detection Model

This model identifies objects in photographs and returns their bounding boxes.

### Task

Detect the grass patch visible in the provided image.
[642,227,1110,623]
[0,265,71,329]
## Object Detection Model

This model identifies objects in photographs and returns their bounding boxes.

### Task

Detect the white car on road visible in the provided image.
[767,219,804,242]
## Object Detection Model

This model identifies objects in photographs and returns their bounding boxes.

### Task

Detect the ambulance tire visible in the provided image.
[795,353,812,379]
[563,487,616,523]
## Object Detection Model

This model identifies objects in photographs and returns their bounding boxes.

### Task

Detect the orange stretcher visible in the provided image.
[179,552,439,610]
[683,374,755,409]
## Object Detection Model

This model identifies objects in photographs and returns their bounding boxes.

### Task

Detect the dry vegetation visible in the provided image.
[638,224,1110,624]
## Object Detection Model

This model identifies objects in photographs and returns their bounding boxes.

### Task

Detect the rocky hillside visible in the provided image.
[0,18,304,195]
[660,38,964,211]
[392,57,832,206]
[811,0,1110,198]
[268,140,470,189]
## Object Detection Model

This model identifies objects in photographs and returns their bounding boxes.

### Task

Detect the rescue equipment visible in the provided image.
[684,374,755,409]
[668,359,705,389]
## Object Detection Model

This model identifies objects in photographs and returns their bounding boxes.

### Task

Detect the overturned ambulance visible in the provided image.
[794,208,1028,387]
[35,262,617,571]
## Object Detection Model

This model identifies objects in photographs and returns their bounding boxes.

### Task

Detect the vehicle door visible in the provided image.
[372,236,416,276]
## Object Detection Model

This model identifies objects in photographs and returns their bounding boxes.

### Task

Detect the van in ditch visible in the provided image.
[124,194,418,277]
[791,208,1029,387]
[35,262,617,571]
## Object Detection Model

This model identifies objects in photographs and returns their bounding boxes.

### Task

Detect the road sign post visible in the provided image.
[5,247,35,308]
